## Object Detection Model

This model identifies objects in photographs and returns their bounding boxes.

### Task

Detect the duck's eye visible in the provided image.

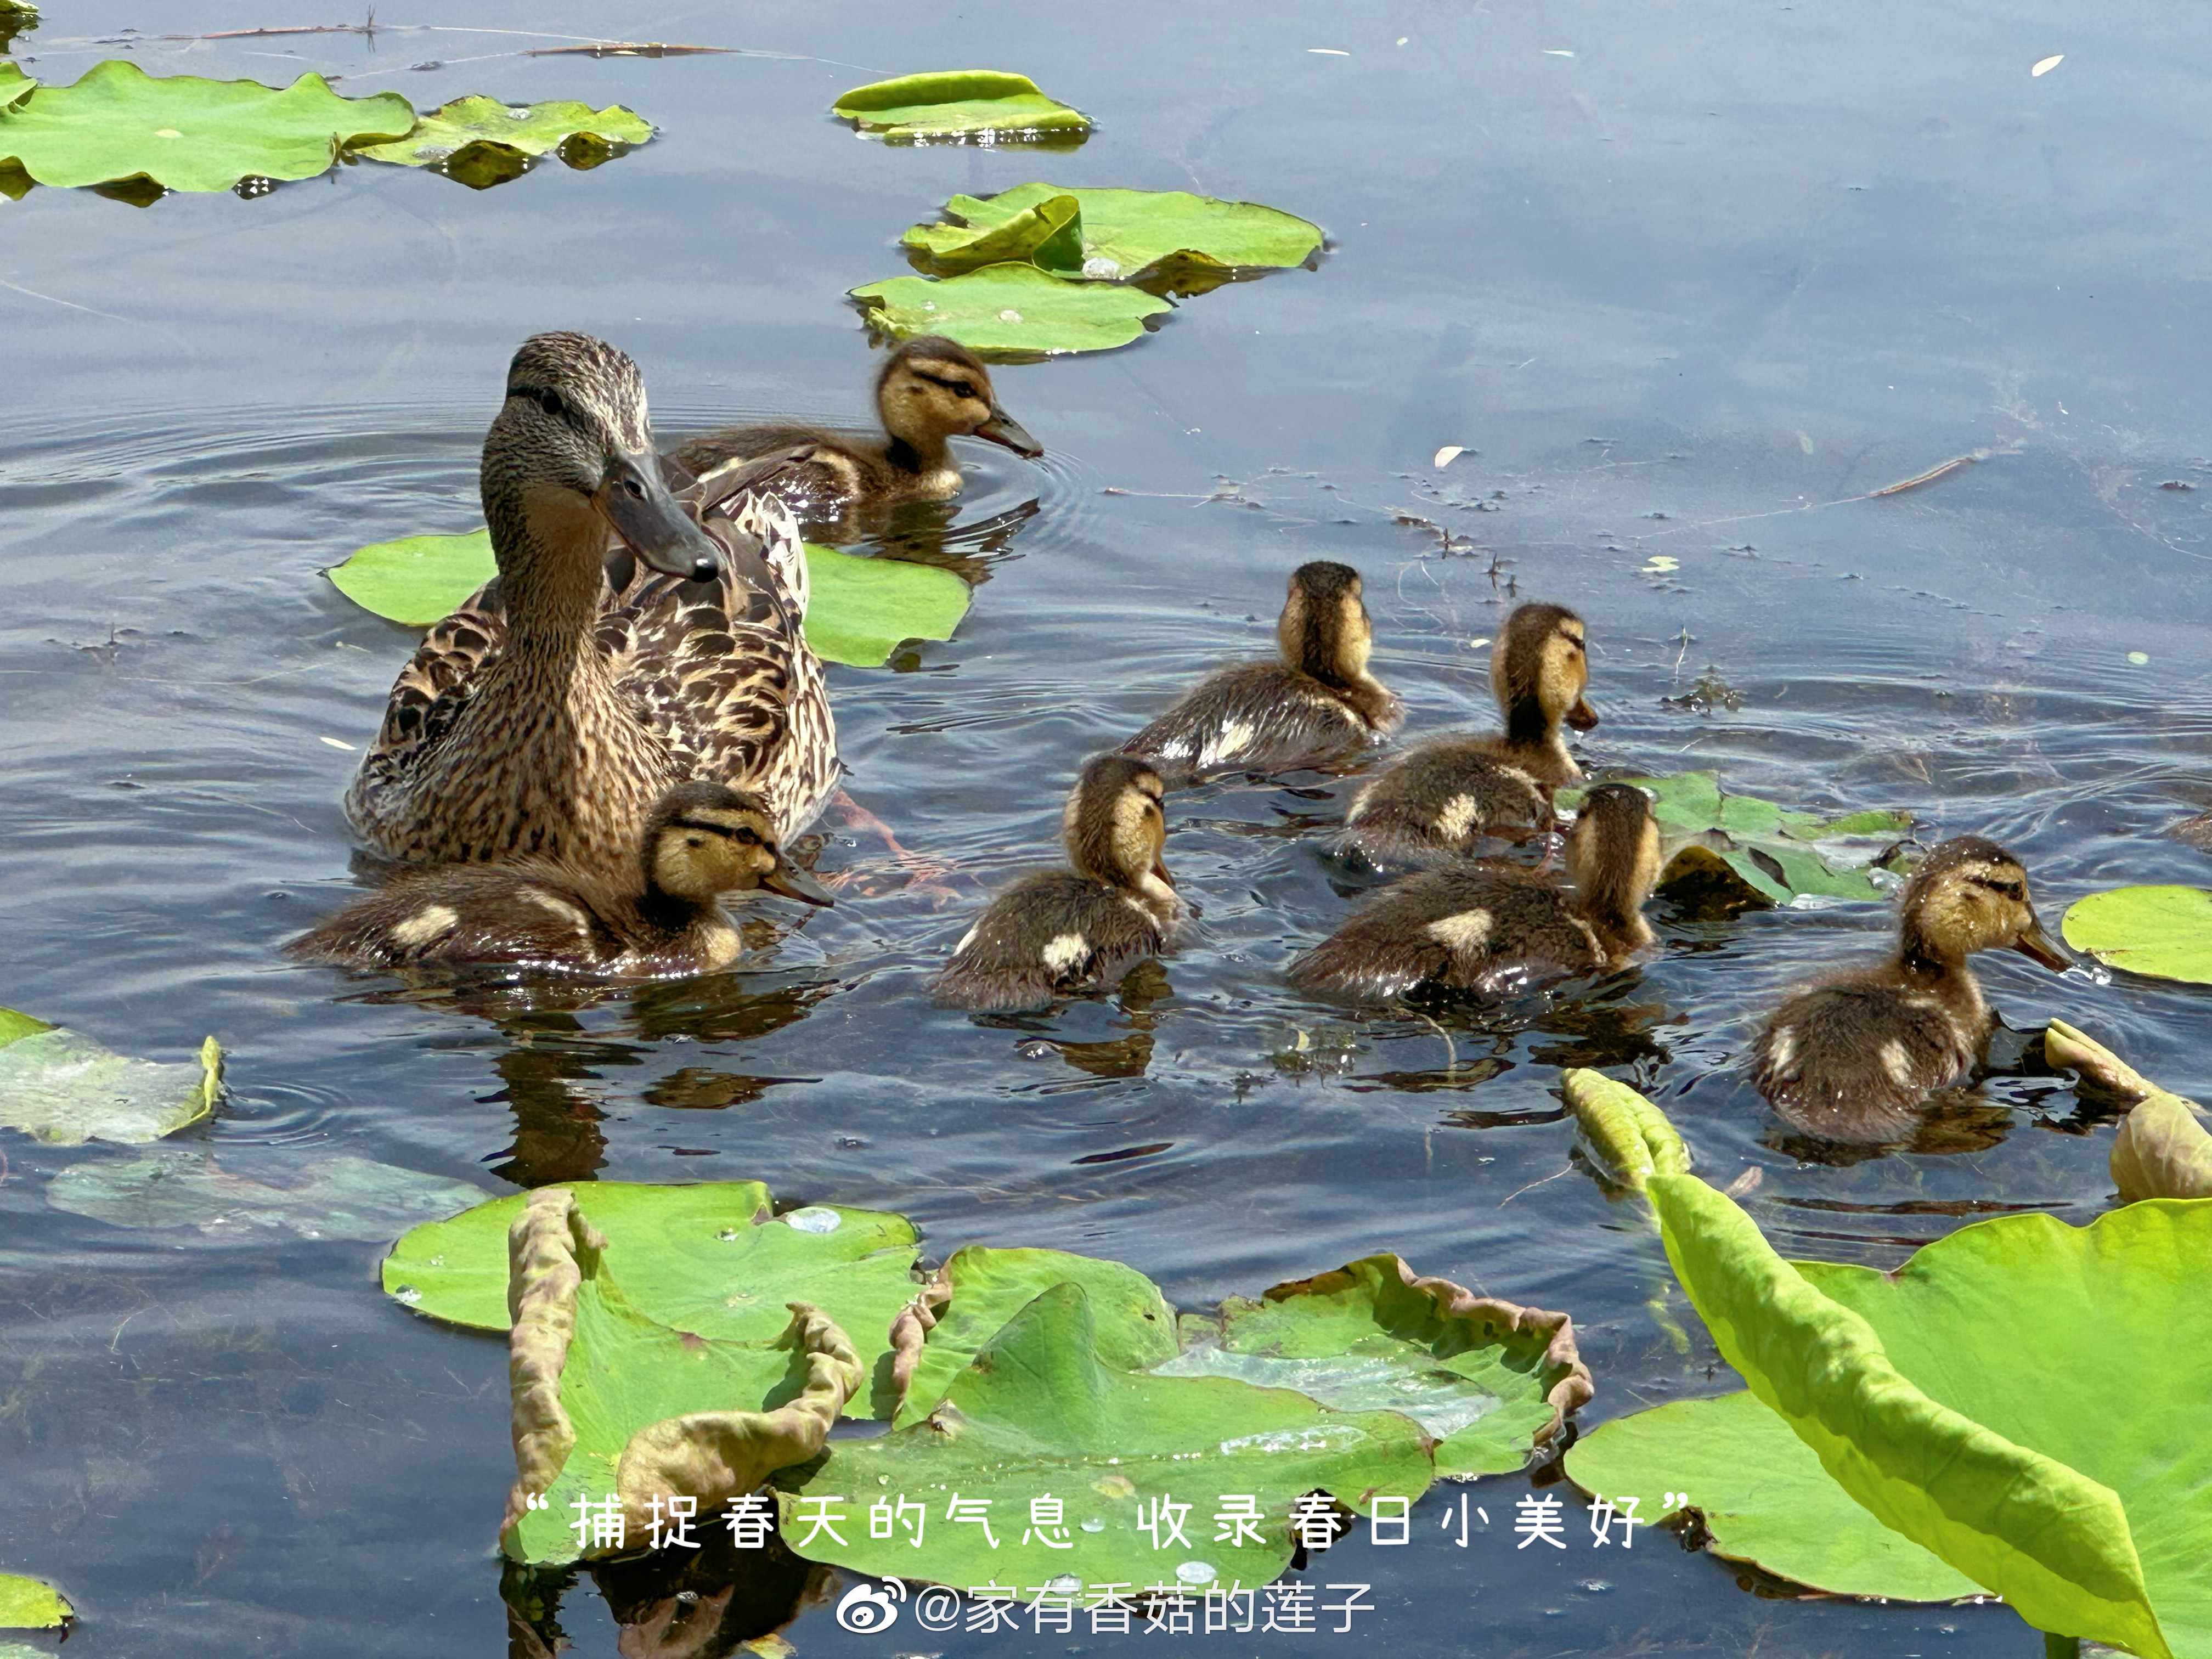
[734,827,762,846]
[947,380,978,399]
[538,390,567,420]
[685,834,706,848]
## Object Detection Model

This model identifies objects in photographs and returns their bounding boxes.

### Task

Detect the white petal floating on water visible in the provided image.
[2031,54,2064,76]
[1307,48,1349,55]
[1434,444,1465,469]
[319,736,356,751]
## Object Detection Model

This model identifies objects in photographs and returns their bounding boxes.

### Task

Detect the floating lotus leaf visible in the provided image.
[831,71,1089,144]
[0,1573,68,1629]
[1566,1390,1979,1600]
[0,63,32,112]
[500,1189,861,1566]
[1561,1067,1691,1195]
[2061,886,2212,985]
[851,262,1171,358]
[0,60,414,193]
[1560,771,1911,907]
[889,1245,1177,1427]
[382,1180,918,1415]
[325,529,968,668]
[0,1010,221,1146]
[354,95,651,188]
[48,1149,489,1242]
[779,1282,1434,1598]
[901,183,1323,291]
[1160,1255,1591,1479]
[1645,1171,2212,1656]
[2040,1019,2212,1204]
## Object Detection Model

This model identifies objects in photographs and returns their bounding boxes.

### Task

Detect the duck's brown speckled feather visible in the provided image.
[1336,735,1556,869]
[1122,663,1396,783]
[1751,973,1987,1144]
[1288,864,1607,1002]
[932,871,1175,1013]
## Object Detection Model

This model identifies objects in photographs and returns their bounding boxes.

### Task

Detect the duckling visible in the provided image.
[1121,562,1403,784]
[1751,835,2069,1144]
[932,755,1182,1012]
[347,333,838,883]
[1289,782,1659,1001]
[668,336,1042,532]
[291,782,831,977]
[1335,602,1597,868]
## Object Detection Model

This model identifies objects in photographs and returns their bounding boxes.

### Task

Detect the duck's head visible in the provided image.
[1063,754,1173,901]
[1897,836,2066,971]
[1566,782,1662,936]
[877,336,1042,460]
[1277,561,1376,688]
[485,332,721,584]
[1494,602,1596,744]
[644,781,833,908]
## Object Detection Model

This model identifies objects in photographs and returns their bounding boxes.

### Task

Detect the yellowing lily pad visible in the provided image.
[355,95,652,189]
[0,1011,221,1146]
[0,60,413,193]
[831,70,1089,144]
[851,261,1171,357]
[324,529,970,668]
[2061,885,2212,985]
[0,1573,68,1629]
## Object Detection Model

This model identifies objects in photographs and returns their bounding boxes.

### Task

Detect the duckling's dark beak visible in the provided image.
[597,448,722,583]
[974,406,1043,461]
[2013,916,2069,972]
[764,860,835,908]
[1565,696,1600,732]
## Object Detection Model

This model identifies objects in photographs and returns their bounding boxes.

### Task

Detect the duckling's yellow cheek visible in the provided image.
[392,905,460,947]
[1425,910,1494,952]
[1042,933,1089,973]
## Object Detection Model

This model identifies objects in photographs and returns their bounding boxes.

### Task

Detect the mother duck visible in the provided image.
[345,333,838,880]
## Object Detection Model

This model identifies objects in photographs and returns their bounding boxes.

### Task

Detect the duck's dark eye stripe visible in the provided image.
[910,370,980,398]
[670,816,740,839]
[1968,874,2026,900]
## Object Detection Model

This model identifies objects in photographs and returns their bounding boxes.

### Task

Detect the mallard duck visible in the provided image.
[932,755,1182,1012]
[1120,561,1403,783]
[291,782,830,975]
[1751,835,2068,1143]
[668,336,1042,529]
[1289,782,1658,1001]
[345,332,838,884]
[1336,602,1596,868]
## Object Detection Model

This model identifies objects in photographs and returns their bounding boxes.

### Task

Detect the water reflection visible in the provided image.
[503,1535,832,1659]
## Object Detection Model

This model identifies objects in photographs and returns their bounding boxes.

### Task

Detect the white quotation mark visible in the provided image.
[523,1493,550,1511]
[1664,1491,1689,1510]
[835,1578,906,1633]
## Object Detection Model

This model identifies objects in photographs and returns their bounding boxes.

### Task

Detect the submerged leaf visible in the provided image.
[832,70,1090,143]
[47,1150,488,1241]
[2061,885,2212,985]
[1162,1254,1592,1478]
[324,529,969,668]
[901,183,1323,290]
[0,60,413,193]
[354,95,651,187]
[0,1015,220,1146]
[851,262,1171,357]
[0,1573,68,1629]
[1561,1066,1690,1194]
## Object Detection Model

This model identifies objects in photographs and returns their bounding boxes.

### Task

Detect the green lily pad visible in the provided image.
[0,62,33,111]
[1561,1066,1691,1195]
[354,95,651,188]
[382,1181,919,1414]
[1566,1390,1980,1600]
[902,183,1323,291]
[831,71,1089,144]
[0,1573,67,1629]
[1161,1255,1591,1479]
[2061,886,2212,985]
[780,1281,1434,1598]
[891,1245,1178,1427]
[851,262,1172,358]
[0,60,414,193]
[1560,772,1911,907]
[0,1012,221,1146]
[324,530,970,669]
[1646,1171,2212,1656]
[48,1150,489,1242]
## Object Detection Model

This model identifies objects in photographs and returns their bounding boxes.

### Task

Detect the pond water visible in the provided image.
[2,0,2208,1654]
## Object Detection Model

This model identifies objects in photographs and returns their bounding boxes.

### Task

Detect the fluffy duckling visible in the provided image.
[668,336,1042,527]
[1121,562,1403,783]
[1289,782,1659,1001]
[1336,602,1598,868]
[933,755,1182,1012]
[290,782,831,977]
[1751,836,2068,1143]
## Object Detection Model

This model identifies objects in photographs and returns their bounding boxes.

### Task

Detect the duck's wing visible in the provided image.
[348,579,510,815]
[1336,737,1555,868]
[932,872,1171,1013]
[1752,982,1977,1143]
[1289,867,1595,1002]
[598,487,838,838]
[1121,664,1379,783]
[286,861,617,970]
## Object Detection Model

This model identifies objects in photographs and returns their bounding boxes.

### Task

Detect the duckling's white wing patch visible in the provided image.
[1198,720,1257,769]
[1432,794,1482,843]
[1878,1039,1916,1087]
[1425,909,1494,952]
[521,889,595,939]
[392,904,460,949]
[1041,932,1090,974]
[1765,1026,1797,1072]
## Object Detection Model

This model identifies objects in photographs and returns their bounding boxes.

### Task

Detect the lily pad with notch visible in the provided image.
[850,261,1171,358]
[831,71,1089,145]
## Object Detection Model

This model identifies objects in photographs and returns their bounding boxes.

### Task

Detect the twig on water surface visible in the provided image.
[1498,1164,1576,1206]
[1637,442,2023,541]
[526,42,736,58]
[1402,1006,1457,1074]
[165,5,377,41]
[1866,444,2012,498]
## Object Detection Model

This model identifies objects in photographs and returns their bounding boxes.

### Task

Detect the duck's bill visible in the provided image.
[975,407,1044,460]
[2013,918,2069,971]
[1566,696,1600,731]
[764,861,836,907]
[597,449,722,582]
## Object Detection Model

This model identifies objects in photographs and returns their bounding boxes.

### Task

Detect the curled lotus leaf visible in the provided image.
[504,1187,605,1522]
[1160,1254,1593,1479]
[2043,1019,2212,1203]
[354,95,652,188]
[849,262,1171,358]
[1561,1066,1691,1195]
[2061,885,2212,985]
[0,60,414,193]
[831,71,1089,144]
[0,1009,221,1146]
[0,1572,70,1630]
